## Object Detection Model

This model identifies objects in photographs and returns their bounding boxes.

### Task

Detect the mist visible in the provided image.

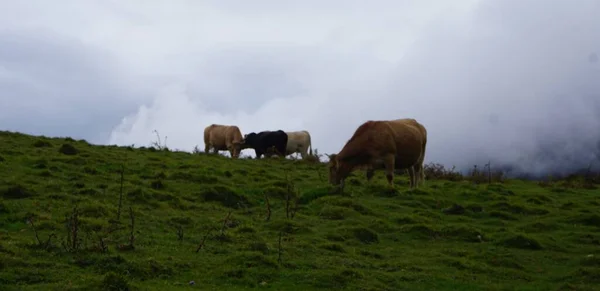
[1,0,599,178]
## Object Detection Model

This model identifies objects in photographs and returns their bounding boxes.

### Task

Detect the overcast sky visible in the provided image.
[1,0,599,176]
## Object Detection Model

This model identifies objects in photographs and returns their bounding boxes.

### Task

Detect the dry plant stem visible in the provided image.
[63,205,81,252]
[195,227,215,253]
[117,165,124,220]
[28,216,41,245]
[220,211,232,236]
[128,206,135,247]
[265,193,271,222]
[487,161,492,184]
[278,231,283,264]
[176,225,184,242]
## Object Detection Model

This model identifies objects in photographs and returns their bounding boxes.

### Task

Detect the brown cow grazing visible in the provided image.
[203,124,245,159]
[404,118,428,187]
[362,118,428,186]
[328,118,427,191]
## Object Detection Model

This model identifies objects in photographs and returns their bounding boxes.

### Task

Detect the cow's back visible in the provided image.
[224,126,243,145]
[204,124,219,145]
[285,131,308,152]
[385,120,424,168]
[205,124,229,148]
[394,118,427,142]
[338,121,391,162]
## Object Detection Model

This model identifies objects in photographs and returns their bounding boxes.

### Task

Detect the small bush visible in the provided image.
[150,180,165,190]
[101,271,130,291]
[1,184,34,199]
[58,144,78,155]
[200,186,251,208]
[499,234,543,250]
[33,140,52,148]
[351,227,379,244]
[423,163,463,181]
[320,243,346,253]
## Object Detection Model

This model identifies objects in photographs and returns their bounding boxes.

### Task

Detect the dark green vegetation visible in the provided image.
[1,130,599,291]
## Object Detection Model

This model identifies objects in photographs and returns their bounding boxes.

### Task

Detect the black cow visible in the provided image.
[242,130,288,159]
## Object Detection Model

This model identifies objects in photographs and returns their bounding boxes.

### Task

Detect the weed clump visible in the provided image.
[320,243,346,253]
[264,186,287,199]
[489,211,517,220]
[1,184,34,199]
[499,234,543,250]
[441,225,483,242]
[229,251,279,269]
[491,202,549,215]
[319,205,355,220]
[268,220,310,234]
[394,216,419,225]
[101,271,130,291]
[443,204,465,215]
[248,241,270,254]
[465,204,484,213]
[33,140,52,148]
[351,227,379,244]
[423,163,463,181]
[572,214,600,227]
[200,186,251,208]
[150,180,165,190]
[58,143,78,155]
[298,187,331,204]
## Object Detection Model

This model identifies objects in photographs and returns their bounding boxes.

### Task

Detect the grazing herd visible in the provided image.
[202,118,428,191]
[203,125,312,160]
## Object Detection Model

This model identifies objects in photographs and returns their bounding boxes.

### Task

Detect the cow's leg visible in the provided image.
[415,163,425,187]
[407,166,416,189]
[255,149,263,159]
[383,154,395,189]
[204,143,211,154]
[277,145,287,158]
[300,148,308,159]
[412,164,421,187]
[229,149,237,159]
[366,167,375,182]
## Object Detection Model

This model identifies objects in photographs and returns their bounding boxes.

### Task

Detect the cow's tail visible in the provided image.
[307,131,313,156]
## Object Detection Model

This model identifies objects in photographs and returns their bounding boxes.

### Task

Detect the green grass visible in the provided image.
[1,130,599,291]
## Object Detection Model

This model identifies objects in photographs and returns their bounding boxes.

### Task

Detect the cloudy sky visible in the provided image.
[1,0,599,176]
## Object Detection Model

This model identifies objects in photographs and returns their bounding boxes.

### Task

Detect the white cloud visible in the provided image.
[2,0,600,176]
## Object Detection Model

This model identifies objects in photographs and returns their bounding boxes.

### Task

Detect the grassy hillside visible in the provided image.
[1,130,599,291]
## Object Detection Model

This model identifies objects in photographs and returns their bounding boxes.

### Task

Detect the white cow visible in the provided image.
[265,130,313,159]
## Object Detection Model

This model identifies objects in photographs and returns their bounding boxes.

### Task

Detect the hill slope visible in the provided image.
[0,130,599,291]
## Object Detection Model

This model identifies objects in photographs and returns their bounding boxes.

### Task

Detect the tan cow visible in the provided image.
[265,130,313,159]
[328,118,427,191]
[361,119,427,187]
[203,124,245,159]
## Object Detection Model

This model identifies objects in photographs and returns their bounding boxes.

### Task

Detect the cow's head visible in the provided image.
[327,153,351,190]
[243,133,258,147]
[230,140,243,159]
